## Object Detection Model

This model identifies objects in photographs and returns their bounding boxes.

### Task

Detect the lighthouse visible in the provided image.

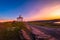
[17,15,23,22]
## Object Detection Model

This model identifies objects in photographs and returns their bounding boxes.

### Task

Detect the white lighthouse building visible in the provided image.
[17,15,23,22]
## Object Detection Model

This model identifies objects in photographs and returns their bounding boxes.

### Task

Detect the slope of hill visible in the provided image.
[0,21,31,40]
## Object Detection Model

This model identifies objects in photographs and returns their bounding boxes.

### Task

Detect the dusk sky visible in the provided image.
[0,0,60,22]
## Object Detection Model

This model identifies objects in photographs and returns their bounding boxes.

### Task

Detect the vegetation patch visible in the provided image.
[29,21,60,28]
[0,21,28,40]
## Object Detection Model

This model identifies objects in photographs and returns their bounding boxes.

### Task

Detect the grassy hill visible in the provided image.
[0,21,29,40]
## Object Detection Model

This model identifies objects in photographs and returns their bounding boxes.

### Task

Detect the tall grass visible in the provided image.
[0,21,27,40]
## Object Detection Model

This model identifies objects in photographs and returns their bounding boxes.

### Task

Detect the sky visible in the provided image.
[0,0,60,22]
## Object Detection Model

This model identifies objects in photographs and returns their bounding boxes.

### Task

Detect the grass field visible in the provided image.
[29,21,60,28]
[0,21,28,40]
[0,21,60,40]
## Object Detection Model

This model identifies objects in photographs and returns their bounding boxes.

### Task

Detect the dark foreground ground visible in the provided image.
[0,22,60,40]
[26,23,60,40]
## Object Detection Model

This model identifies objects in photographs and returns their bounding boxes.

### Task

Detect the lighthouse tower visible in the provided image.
[17,15,23,22]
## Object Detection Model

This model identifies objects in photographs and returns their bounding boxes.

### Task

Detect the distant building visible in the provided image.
[17,15,23,22]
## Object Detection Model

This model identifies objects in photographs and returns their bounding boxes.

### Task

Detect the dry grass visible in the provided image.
[29,21,60,28]
[0,21,28,40]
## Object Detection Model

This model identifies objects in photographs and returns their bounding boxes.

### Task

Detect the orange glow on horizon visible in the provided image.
[0,20,14,22]
[1,2,60,21]
[24,3,60,21]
